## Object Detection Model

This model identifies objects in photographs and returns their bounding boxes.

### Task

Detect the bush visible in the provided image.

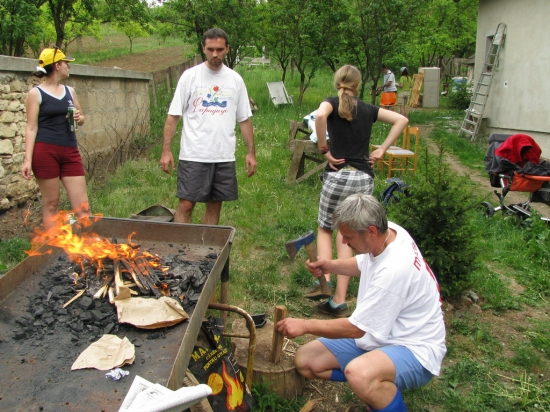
[386,144,481,298]
[448,82,472,110]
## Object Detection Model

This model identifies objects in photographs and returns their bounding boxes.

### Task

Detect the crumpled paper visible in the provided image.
[106,367,130,381]
[115,296,189,329]
[71,334,135,371]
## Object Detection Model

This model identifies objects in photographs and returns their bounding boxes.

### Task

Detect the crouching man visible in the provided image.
[277,194,446,412]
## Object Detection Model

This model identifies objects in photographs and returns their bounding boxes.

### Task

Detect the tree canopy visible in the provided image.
[1,0,478,105]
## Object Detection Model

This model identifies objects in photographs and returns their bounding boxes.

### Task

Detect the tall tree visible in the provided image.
[47,0,96,47]
[258,0,295,82]
[0,0,44,56]
[286,0,348,105]
[160,0,259,68]
[345,0,427,103]
[409,0,477,68]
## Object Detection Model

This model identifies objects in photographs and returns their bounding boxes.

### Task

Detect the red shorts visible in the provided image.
[32,142,85,179]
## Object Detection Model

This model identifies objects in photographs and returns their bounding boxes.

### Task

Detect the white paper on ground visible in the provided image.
[71,334,135,371]
[119,375,212,412]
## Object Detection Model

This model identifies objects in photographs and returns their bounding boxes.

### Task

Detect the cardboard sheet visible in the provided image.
[115,296,189,329]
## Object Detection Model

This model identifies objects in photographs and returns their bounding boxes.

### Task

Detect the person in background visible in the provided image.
[278,193,446,412]
[21,47,89,230]
[377,65,397,111]
[305,65,408,318]
[397,67,412,118]
[160,28,256,225]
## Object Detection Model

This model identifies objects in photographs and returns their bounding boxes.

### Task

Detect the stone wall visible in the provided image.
[0,55,152,211]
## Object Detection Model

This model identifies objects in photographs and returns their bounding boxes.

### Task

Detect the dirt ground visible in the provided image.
[87,45,191,73]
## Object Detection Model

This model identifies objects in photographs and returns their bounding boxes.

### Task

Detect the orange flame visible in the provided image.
[25,211,159,268]
[221,360,244,410]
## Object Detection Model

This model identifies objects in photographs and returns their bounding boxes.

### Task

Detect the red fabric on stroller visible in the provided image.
[495,134,541,167]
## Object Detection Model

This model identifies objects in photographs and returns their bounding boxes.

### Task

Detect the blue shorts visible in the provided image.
[319,338,434,391]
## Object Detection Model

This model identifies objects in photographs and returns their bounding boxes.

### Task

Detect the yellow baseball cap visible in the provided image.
[38,48,75,68]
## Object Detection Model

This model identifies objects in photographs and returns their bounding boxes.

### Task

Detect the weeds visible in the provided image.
[0,238,30,274]
[251,382,304,411]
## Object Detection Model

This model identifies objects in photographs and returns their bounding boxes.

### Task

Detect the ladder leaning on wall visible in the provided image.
[459,23,507,142]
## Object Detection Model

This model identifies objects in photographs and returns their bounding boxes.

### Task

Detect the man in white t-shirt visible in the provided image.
[277,193,446,412]
[160,28,256,225]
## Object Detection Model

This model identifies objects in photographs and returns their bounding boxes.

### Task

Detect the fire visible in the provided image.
[27,212,156,265]
[221,360,244,410]
[25,210,164,295]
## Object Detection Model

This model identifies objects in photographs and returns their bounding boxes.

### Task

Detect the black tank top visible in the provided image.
[35,85,77,147]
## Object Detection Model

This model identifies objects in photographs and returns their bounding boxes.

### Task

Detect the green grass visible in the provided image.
[0,238,30,274]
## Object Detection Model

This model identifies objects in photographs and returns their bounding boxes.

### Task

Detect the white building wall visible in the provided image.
[477,0,550,155]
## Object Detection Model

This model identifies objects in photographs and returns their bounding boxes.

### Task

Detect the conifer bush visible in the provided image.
[386,144,481,298]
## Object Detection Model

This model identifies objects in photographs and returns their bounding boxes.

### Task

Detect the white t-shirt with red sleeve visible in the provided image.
[348,222,447,376]
[168,63,252,163]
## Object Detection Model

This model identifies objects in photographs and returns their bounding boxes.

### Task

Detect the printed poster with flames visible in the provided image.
[188,317,255,412]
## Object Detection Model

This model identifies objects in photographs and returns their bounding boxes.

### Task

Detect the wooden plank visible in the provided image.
[408,73,424,108]
[295,161,328,184]
[287,140,307,183]
[270,305,288,363]
[287,120,300,149]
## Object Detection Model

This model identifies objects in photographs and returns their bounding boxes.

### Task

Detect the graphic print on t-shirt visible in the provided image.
[202,85,228,107]
[191,83,234,117]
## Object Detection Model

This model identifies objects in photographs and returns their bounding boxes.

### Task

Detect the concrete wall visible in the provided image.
[476,0,550,155]
[0,55,152,211]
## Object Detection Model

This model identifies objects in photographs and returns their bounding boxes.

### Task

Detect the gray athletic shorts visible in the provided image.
[318,169,374,230]
[177,160,238,202]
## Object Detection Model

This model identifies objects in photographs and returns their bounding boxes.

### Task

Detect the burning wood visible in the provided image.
[26,213,172,302]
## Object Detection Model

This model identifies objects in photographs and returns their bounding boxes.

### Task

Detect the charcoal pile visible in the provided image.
[12,248,217,346]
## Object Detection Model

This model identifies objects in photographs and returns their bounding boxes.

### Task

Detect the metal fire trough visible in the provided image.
[0,218,235,412]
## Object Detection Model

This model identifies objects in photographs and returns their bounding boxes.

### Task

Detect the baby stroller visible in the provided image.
[482,133,550,221]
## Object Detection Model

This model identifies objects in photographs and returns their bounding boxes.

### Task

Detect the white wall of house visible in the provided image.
[477,0,550,155]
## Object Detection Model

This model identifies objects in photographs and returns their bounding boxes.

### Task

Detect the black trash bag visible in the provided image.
[188,317,255,412]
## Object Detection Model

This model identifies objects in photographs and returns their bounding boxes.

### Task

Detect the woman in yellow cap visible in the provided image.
[21,47,90,230]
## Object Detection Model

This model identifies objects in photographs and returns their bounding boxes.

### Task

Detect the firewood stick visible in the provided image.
[121,260,148,294]
[270,305,287,363]
[93,284,109,299]
[114,259,124,294]
[63,290,85,308]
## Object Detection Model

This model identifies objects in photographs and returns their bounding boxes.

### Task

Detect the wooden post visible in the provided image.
[151,76,158,108]
[270,305,287,363]
[166,69,172,91]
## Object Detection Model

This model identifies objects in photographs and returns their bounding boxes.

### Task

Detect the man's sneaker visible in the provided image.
[304,280,333,300]
[317,296,349,318]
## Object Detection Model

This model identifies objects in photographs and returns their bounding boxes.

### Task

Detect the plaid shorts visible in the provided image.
[318,170,374,230]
